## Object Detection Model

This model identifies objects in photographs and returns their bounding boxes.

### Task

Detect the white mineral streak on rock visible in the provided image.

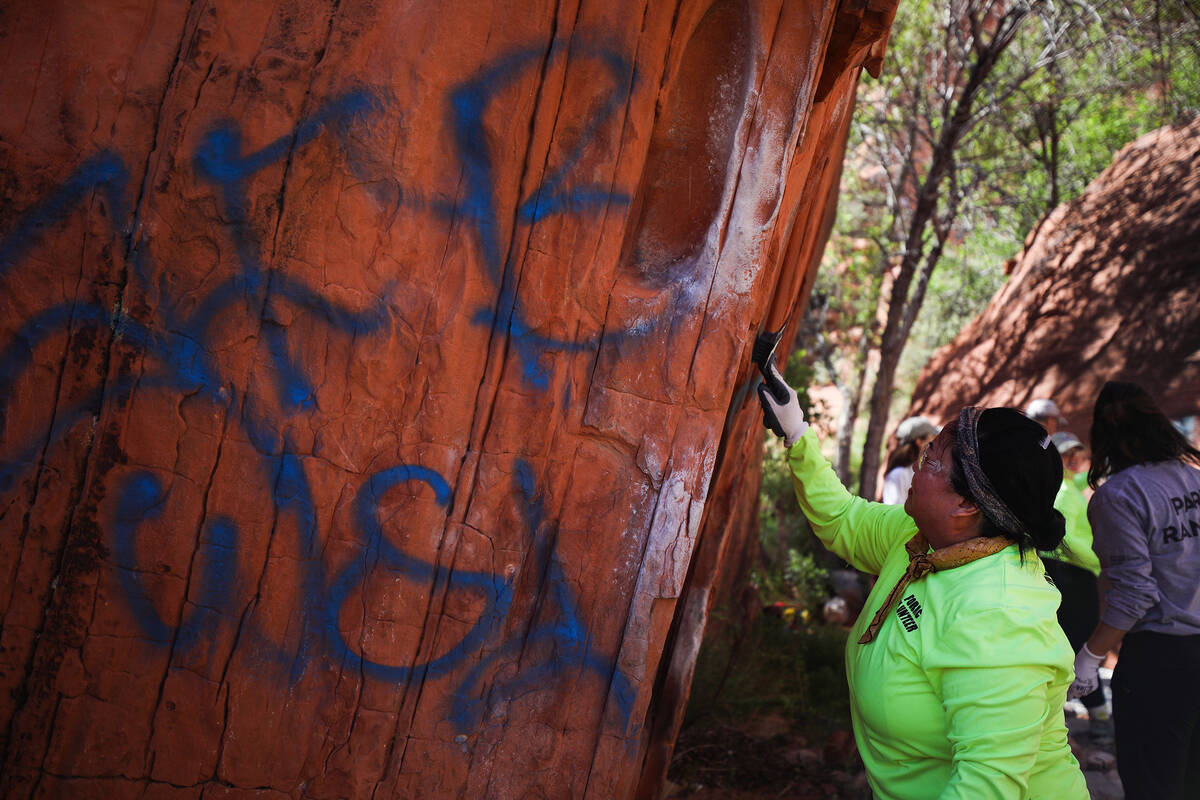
[710,96,794,314]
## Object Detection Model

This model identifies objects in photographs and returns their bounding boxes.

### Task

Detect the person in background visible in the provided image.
[1068,381,1200,799]
[1026,398,1067,435]
[881,416,939,504]
[1039,432,1108,736]
[759,367,1087,799]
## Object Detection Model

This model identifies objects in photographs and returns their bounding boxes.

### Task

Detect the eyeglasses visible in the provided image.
[916,443,946,475]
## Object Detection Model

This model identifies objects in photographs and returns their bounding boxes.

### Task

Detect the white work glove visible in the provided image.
[757,363,809,447]
[1067,643,1104,699]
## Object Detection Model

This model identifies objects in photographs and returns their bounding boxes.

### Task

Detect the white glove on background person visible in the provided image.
[1068,643,1104,699]
[757,363,809,447]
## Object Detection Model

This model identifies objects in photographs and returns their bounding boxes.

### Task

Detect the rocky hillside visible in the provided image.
[909,117,1200,435]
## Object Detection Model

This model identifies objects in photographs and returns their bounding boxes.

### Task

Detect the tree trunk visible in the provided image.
[860,311,908,499]
[833,332,872,486]
[858,5,1031,500]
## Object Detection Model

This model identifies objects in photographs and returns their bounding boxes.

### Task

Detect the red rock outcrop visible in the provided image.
[0,0,895,796]
[909,118,1200,436]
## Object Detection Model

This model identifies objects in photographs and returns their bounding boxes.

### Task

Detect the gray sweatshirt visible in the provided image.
[1088,459,1200,635]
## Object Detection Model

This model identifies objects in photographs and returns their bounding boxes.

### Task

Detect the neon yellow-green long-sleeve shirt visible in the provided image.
[1040,470,1101,575]
[786,429,1088,800]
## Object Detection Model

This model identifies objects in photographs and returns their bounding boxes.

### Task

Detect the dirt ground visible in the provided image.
[665,713,870,800]
[666,707,1122,799]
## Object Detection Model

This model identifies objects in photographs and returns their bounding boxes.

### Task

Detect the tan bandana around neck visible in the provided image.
[858,532,1010,644]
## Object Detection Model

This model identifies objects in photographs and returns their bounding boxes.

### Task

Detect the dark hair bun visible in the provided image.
[976,408,1065,550]
[1029,508,1067,552]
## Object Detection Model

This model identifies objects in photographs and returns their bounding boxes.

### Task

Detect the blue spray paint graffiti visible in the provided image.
[0,152,131,279]
[112,472,241,663]
[0,42,643,738]
[107,456,633,733]
[190,88,389,411]
[449,43,639,388]
[322,463,503,684]
[0,90,388,489]
[445,461,635,730]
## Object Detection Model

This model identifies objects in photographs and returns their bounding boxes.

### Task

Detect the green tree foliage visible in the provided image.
[968,0,1200,241]
[754,349,833,611]
[804,228,883,486]
[803,0,1200,497]
[681,615,850,734]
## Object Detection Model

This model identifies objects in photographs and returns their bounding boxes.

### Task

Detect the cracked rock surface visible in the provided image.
[0,0,895,796]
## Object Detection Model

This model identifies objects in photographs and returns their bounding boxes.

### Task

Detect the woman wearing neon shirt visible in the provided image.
[759,366,1087,799]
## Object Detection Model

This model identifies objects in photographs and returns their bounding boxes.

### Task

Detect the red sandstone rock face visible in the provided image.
[909,118,1200,435]
[0,0,894,796]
